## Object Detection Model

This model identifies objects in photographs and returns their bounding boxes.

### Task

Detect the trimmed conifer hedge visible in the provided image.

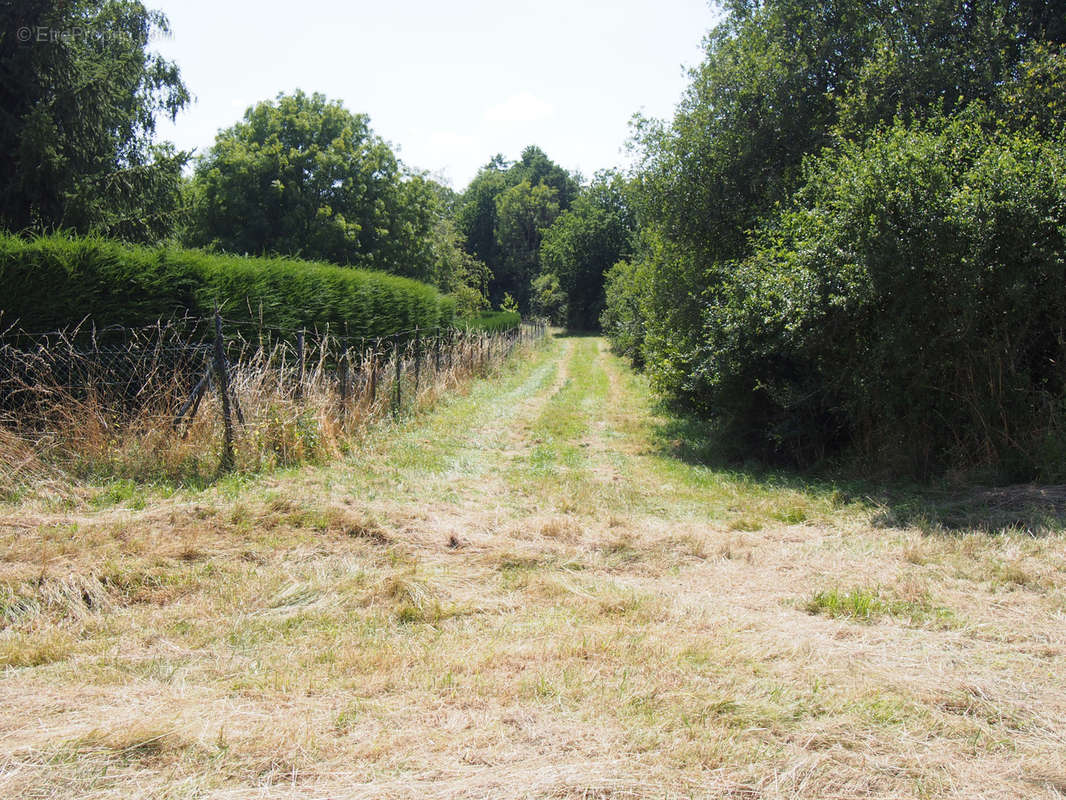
[0,234,456,336]
[459,310,522,333]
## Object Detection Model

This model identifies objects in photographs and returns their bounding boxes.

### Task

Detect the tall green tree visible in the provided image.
[188,91,446,282]
[540,171,634,329]
[627,0,1066,410]
[609,0,1066,475]
[0,0,190,241]
[457,146,577,308]
[509,145,579,210]
[455,155,511,273]
[493,180,560,310]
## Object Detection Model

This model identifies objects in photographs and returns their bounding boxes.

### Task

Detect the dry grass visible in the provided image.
[1,336,1064,798]
[1,327,526,491]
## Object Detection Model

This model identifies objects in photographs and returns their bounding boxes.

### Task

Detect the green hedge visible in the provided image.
[0,233,456,336]
[458,310,522,333]
[694,114,1066,478]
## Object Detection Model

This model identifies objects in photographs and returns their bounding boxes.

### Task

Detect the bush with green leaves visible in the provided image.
[609,0,1066,479]
[699,113,1066,477]
[599,260,646,368]
[0,233,456,337]
[539,171,634,330]
[531,273,566,325]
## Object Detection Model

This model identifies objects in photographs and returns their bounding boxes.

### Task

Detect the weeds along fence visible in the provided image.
[0,314,547,484]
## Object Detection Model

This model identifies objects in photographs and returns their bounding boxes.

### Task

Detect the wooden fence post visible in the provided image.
[414,327,421,397]
[339,349,349,409]
[394,334,402,411]
[213,311,235,470]
[295,328,305,399]
[369,340,378,406]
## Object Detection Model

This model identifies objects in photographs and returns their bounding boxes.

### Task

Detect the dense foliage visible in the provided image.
[0,234,456,337]
[457,147,578,309]
[707,115,1066,475]
[0,0,190,241]
[185,91,470,288]
[605,0,1066,478]
[459,310,522,333]
[539,171,634,329]
[599,259,646,368]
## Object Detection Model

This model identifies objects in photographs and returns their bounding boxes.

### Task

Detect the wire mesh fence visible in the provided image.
[0,314,548,481]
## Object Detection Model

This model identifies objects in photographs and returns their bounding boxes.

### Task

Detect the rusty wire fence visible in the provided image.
[0,314,547,480]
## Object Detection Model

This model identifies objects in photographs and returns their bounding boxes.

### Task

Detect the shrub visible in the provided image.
[699,112,1066,478]
[0,233,456,336]
[531,273,567,325]
[600,259,646,368]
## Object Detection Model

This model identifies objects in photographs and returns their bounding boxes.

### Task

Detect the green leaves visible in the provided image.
[539,171,635,330]
[0,233,457,337]
[0,0,190,241]
[456,147,578,310]
[705,118,1066,475]
[186,91,448,285]
[607,0,1066,476]
[493,180,561,310]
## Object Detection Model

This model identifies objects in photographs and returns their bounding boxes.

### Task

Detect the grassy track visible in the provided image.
[1,335,1065,799]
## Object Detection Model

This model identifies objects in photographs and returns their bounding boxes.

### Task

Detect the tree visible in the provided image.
[702,113,1066,475]
[429,214,492,316]
[600,259,646,368]
[624,0,1066,410]
[606,0,1066,475]
[493,180,560,310]
[455,157,511,272]
[187,91,444,281]
[509,145,579,210]
[0,0,190,241]
[456,146,577,308]
[531,273,566,324]
[540,171,634,329]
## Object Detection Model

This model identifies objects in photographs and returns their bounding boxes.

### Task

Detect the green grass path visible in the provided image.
[1,335,1064,799]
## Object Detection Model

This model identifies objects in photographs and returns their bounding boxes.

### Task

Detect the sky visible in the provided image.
[150,0,719,189]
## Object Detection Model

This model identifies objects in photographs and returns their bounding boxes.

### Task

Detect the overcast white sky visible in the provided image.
[150,0,720,189]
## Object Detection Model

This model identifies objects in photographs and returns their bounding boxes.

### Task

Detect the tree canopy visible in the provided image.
[187,92,434,277]
[0,0,190,241]
[539,170,634,329]
[604,0,1066,477]
[456,146,578,309]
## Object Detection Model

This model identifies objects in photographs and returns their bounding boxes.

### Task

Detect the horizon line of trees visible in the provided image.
[0,0,622,327]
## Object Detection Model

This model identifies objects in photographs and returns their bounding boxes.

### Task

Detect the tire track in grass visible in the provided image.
[328,336,576,513]
[504,337,609,513]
